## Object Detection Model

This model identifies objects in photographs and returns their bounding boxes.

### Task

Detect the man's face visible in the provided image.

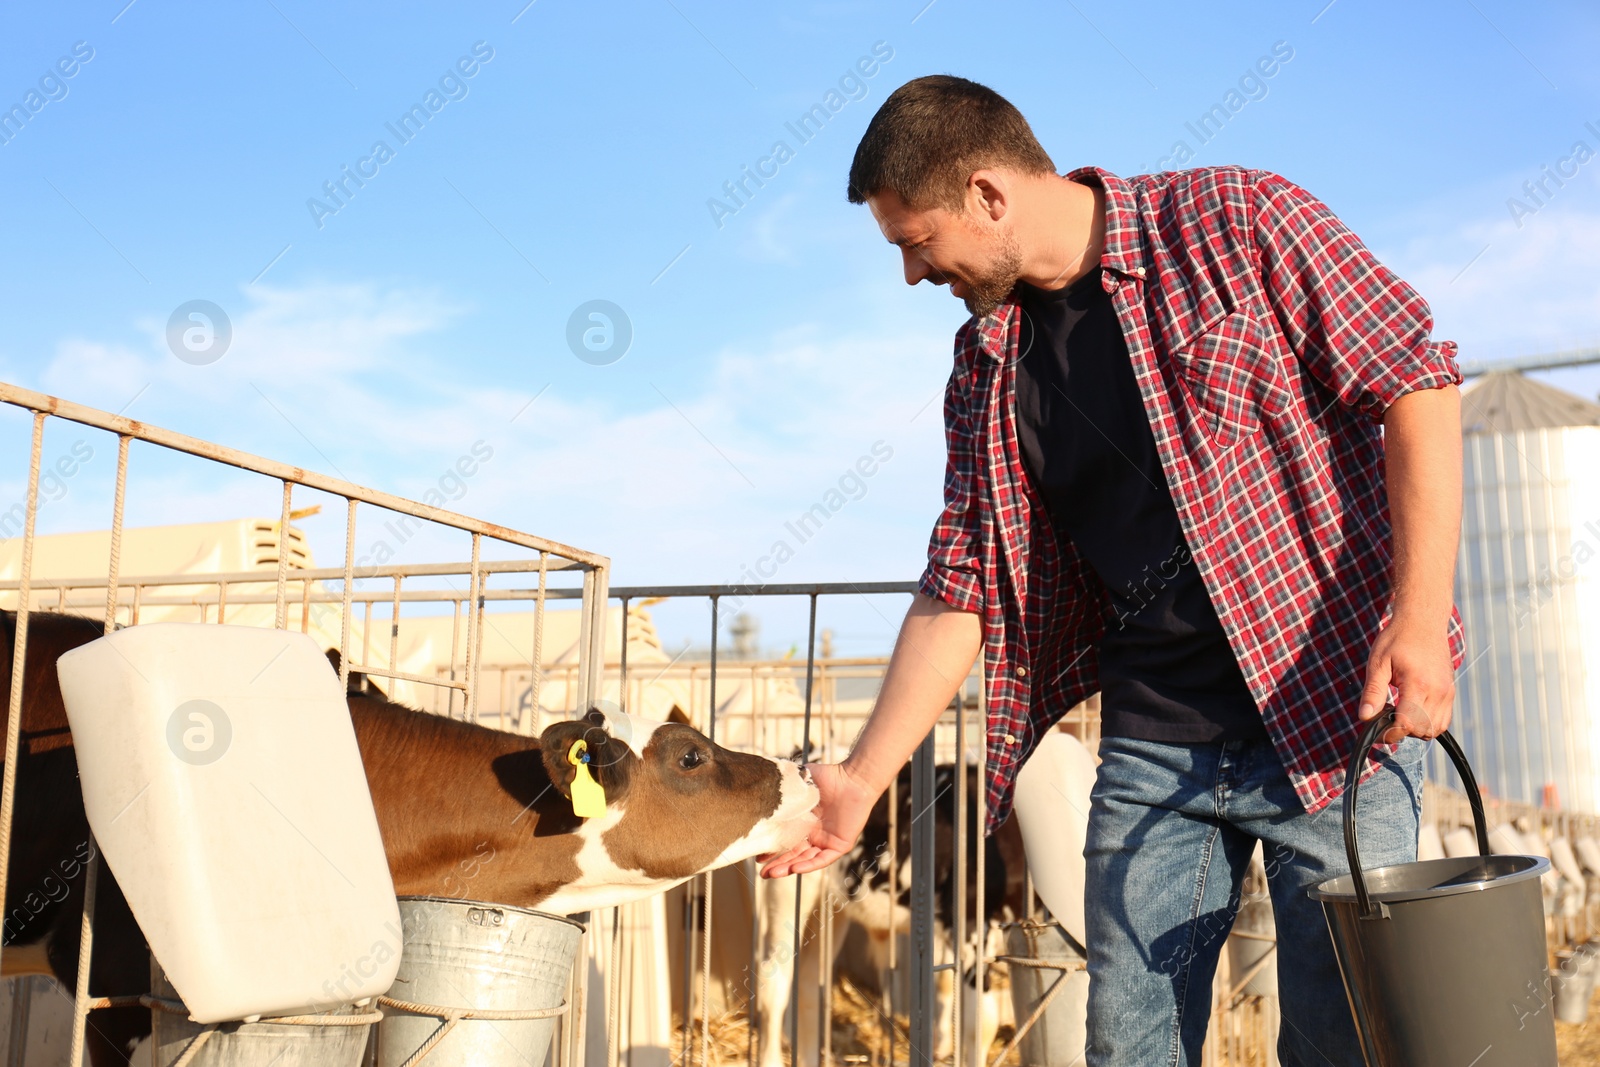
[867,187,1023,318]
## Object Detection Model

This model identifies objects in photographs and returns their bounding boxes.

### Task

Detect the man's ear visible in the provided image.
[539,712,634,808]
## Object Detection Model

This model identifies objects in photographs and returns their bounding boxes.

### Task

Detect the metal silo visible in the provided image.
[1448,372,1600,810]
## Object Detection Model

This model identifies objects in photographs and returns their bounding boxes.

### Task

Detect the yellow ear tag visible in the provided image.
[567,739,607,819]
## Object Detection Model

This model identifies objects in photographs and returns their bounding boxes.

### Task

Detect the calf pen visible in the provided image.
[0,380,610,1067]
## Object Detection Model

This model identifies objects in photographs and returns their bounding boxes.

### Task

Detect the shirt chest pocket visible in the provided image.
[1171,309,1293,451]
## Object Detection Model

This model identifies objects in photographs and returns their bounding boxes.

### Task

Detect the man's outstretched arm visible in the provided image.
[758,592,981,878]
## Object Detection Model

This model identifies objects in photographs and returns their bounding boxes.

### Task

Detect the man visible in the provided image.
[759,75,1463,1066]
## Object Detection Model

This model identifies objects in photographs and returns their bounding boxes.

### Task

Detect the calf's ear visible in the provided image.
[539,714,634,810]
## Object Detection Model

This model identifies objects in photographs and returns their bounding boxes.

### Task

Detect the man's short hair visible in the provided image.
[847,75,1056,210]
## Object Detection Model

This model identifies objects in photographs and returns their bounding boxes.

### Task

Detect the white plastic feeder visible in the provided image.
[57,623,402,1024]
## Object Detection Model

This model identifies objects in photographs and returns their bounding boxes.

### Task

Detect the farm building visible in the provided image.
[1451,372,1600,810]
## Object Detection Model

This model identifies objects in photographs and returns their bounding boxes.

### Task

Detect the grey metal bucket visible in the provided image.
[1000,921,1088,1067]
[148,957,376,1067]
[376,896,584,1067]
[1310,709,1556,1067]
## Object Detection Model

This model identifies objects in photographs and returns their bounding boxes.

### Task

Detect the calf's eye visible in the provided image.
[679,750,705,770]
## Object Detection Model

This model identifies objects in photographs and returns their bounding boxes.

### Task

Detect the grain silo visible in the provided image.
[1449,371,1600,810]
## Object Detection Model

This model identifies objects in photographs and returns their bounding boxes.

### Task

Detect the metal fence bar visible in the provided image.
[952,689,966,1067]
[577,570,596,714]
[908,731,937,1067]
[681,875,698,1067]
[788,595,819,1067]
[586,566,610,715]
[885,770,897,1067]
[609,582,914,599]
[970,663,988,1067]
[339,499,357,692]
[388,575,403,671]
[0,558,588,602]
[569,912,590,1067]
[0,412,46,987]
[464,533,482,722]
[620,598,631,714]
[608,906,623,1067]
[66,428,129,1066]
[9,587,591,609]
[470,539,488,724]
[530,552,548,735]
[274,481,293,629]
[700,593,718,1067]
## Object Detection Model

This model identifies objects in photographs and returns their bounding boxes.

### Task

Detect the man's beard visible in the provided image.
[958,229,1024,319]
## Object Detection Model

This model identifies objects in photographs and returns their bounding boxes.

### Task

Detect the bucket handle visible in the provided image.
[1342,705,1490,919]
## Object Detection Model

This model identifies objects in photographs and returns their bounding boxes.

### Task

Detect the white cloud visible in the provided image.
[1384,172,1600,361]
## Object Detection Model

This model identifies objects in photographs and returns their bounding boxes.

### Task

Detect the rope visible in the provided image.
[377,995,568,1067]
[988,955,1088,972]
[375,994,568,1022]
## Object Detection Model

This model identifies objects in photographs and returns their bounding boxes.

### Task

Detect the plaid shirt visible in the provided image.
[918,166,1465,834]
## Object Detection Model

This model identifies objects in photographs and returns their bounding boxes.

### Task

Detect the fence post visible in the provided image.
[909,730,937,1067]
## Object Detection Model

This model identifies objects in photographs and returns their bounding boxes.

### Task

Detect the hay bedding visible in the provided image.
[674,968,1014,1067]
[1558,980,1600,1065]
[668,961,1600,1067]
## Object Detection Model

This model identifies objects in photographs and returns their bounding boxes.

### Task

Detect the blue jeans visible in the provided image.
[1083,733,1425,1067]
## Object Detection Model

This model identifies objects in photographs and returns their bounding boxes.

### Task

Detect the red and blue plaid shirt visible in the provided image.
[918,166,1465,834]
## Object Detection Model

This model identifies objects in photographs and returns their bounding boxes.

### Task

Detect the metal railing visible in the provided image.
[0,380,610,1066]
[591,581,1002,1067]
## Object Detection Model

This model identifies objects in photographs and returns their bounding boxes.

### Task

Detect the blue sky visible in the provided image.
[2,0,1598,654]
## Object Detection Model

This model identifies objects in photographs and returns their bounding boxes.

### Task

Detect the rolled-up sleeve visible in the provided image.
[1252,170,1461,419]
[918,341,985,615]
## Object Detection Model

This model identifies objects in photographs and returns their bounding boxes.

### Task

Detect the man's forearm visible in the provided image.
[1382,385,1462,627]
[842,592,982,794]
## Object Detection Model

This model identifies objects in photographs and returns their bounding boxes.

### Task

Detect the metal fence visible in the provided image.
[0,380,610,1066]
[600,581,998,1067]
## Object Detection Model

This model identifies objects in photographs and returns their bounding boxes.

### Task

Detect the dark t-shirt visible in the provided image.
[1013,268,1267,743]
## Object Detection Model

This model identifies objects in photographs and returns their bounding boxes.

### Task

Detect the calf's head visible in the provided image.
[536,708,817,912]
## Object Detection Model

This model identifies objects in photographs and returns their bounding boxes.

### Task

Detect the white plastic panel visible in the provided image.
[57,623,400,1024]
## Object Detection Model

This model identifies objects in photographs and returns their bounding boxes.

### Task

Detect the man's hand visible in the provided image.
[758,762,879,878]
[758,593,980,879]
[1359,617,1455,743]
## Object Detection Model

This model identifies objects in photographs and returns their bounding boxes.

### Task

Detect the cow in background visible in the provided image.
[753,760,1030,1067]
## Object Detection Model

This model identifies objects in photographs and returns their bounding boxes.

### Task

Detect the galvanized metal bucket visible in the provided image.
[999,920,1088,1067]
[148,957,376,1067]
[375,896,584,1067]
[1552,948,1595,1024]
[1310,709,1555,1067]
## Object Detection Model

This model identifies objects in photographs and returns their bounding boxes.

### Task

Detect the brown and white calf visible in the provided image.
[0,611,817,1066]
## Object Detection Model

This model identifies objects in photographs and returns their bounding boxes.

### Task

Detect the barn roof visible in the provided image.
[1460,371,1600,436]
